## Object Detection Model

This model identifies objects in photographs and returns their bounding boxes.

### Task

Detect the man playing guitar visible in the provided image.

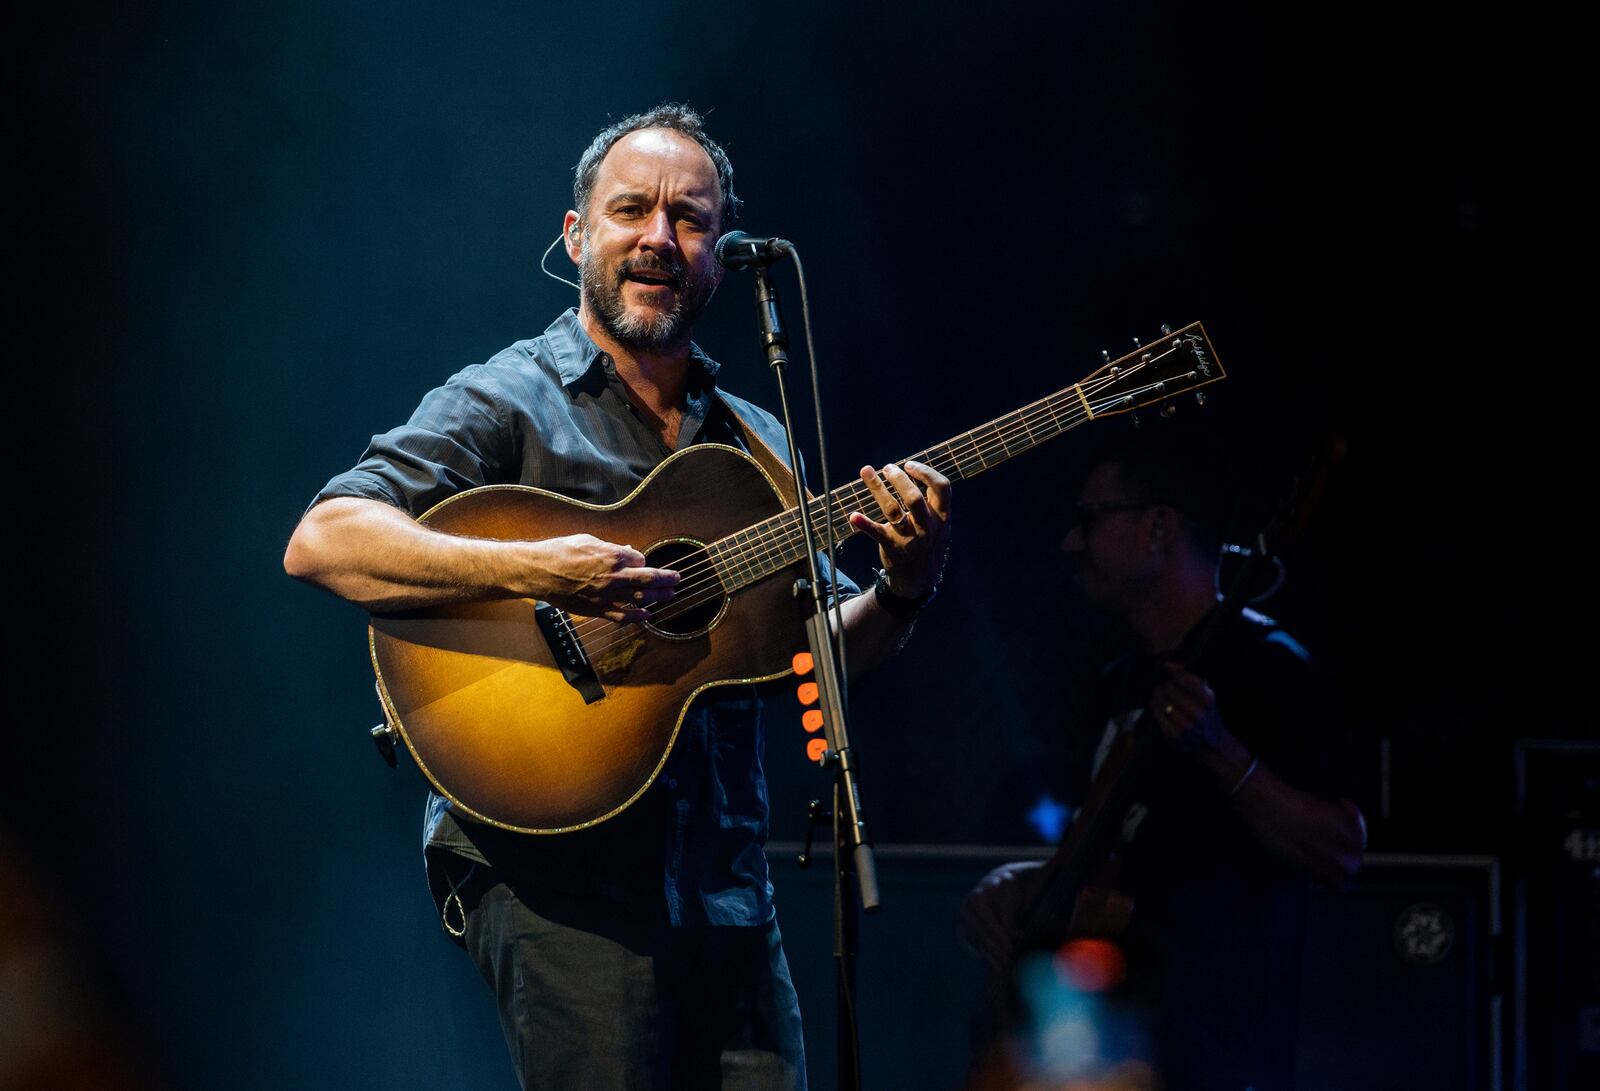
[285,104,951,1091]
[962,431,1364,1091]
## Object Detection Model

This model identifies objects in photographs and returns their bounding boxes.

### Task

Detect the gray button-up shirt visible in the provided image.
[313,309,856,928]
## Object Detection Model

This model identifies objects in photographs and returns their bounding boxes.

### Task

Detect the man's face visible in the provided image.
[570,128,724,352]
[1061,462,1162,615]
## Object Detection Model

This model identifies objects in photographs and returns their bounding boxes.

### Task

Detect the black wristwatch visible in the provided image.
[872,568,937,621]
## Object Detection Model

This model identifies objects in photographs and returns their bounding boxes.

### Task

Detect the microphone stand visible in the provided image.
[748,261,877,1091]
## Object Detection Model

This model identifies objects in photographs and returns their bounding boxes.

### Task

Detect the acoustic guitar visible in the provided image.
[368,323,1224,834]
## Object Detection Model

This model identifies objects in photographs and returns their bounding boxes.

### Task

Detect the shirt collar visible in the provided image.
[545,308,722,391]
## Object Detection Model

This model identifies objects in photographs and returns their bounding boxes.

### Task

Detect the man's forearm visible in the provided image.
[287,498,928,653]
[839,589,919,681]
[1204,738,1366,889]
[283,497,536,611]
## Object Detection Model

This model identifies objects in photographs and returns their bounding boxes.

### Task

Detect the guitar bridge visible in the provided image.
[534,603,605,704]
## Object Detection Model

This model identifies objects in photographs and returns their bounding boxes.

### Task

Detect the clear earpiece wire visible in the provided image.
[540,232,581,291]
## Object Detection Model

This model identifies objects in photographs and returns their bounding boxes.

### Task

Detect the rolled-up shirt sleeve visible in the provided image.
[310,366,512,517]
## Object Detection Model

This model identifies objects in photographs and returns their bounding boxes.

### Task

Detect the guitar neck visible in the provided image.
[710,391,1090,591]
[711,322,1223,591]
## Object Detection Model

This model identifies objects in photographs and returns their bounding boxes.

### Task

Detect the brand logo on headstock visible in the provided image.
[1181,333,1214,378]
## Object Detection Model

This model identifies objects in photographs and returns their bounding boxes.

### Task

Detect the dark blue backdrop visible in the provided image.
[14,2,1580,1088]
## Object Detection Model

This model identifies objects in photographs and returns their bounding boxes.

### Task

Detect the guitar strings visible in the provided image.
[568,350,1188,658]
[567,348,1189,659]
[603,346,1186,622]
[567,347,1191,658]
[569,395,1075,643]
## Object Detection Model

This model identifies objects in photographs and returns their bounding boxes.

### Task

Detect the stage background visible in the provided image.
[14,2,1586,1088]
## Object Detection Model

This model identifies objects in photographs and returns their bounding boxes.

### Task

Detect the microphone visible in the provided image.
[714,231,793,270]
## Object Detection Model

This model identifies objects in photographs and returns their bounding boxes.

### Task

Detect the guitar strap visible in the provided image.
[714,392,814,509]
[716,395,865,614]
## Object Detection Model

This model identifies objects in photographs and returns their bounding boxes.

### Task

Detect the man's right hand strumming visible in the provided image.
[524,533,680,623]
[285,496,677,620]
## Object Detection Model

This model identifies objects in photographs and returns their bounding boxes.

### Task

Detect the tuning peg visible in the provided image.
[1131,410,1142,429]
[1161,403,1178,419]
[1160,323,1172,336]
[1131,336,1142,348]
[1195,391,1207,407]
[1101,349,1111,363]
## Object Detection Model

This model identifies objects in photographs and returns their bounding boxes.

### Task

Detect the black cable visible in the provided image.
[788,249,850,708]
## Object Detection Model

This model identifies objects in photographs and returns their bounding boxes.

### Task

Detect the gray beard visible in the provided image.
[580,247,715,352]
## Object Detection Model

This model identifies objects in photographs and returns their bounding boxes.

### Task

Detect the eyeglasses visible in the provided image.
[1070,500,1159,531]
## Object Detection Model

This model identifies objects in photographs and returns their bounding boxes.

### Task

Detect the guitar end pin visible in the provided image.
[371,722,398,769]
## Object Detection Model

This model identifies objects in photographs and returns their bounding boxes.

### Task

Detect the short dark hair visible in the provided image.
[572,104,740,225]
[1084,423,1240,561]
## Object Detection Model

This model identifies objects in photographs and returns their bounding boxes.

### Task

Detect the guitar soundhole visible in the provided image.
[644,540,727,638]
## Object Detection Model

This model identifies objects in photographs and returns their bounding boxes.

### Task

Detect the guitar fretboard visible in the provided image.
[708,326,1218,591]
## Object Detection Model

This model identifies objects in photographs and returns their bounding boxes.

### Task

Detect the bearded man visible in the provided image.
[285,104,952,1090]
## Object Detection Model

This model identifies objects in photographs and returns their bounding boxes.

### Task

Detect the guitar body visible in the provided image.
[369,444,808,834]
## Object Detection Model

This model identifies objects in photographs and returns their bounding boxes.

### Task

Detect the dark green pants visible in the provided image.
[461,875,806,1091]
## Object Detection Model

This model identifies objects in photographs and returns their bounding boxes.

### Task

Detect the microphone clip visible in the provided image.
[715,230,793,270]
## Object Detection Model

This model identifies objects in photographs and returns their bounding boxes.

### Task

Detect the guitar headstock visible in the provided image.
[1077,322,1225,419]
